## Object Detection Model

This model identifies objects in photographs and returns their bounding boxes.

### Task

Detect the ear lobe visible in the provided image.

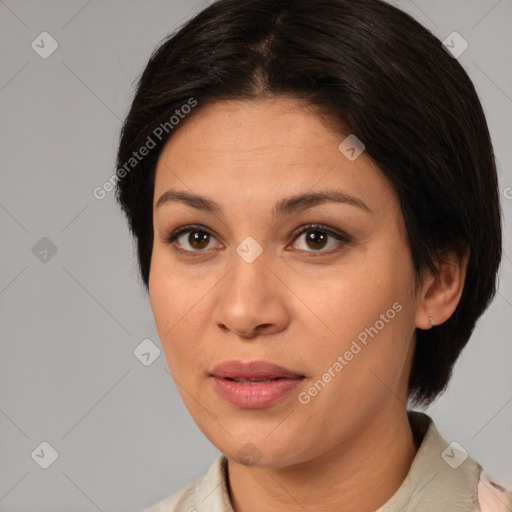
[415,242,470,330]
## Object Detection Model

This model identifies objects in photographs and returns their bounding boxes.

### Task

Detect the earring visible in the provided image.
[429,316,435,328]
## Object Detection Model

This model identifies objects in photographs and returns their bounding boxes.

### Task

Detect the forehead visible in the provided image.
[153,97,398,219]
[157,97,345,155]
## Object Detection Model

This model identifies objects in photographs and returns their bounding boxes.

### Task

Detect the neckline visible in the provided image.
[216,410,482,512]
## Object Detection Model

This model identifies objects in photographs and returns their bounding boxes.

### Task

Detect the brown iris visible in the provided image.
[304,230,328,250]
[188,230,210,250]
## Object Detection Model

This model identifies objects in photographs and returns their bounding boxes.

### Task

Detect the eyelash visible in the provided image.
[162,223,350,258]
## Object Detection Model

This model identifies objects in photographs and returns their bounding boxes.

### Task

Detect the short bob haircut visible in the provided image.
[115,0,502,406]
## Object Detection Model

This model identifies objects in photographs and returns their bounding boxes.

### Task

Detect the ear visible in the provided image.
[415,242,470,330]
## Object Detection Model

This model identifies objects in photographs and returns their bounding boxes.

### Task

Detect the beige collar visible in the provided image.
[376,410,482,511]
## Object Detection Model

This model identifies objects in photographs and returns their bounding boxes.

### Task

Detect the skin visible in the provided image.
[148,97,469,512]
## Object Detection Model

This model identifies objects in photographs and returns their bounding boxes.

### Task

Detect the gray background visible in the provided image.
[0,0,511,511]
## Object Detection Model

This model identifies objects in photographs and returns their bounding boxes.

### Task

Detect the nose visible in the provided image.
[212,247,291,339]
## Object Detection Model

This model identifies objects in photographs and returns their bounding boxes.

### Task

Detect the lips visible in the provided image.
[210,360,305,408]
[210,360,304,381]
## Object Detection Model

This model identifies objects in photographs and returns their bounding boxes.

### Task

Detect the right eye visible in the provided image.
[163,225,223,254]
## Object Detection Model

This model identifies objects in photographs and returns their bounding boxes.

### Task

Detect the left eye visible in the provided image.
[290,224,349,253]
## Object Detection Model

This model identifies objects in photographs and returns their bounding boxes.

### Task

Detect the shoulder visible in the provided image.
[403,411,511,512]
[477,471,512,512]
[142,479,196,512]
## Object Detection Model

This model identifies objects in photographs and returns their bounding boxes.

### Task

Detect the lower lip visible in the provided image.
[211,376,304,408]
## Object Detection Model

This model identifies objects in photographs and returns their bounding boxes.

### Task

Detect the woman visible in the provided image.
[115,0,511,510]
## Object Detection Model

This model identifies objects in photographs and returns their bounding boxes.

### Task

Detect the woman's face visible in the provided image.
[149,97,423,467]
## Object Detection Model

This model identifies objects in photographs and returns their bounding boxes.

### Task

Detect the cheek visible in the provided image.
[148,253,206,363]
[307,240,416,376]
[312,253,410,335]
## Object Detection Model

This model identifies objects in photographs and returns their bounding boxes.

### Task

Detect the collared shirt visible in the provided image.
[144,411,512,512]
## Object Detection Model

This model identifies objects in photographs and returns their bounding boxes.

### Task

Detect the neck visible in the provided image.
[227,408,419,512]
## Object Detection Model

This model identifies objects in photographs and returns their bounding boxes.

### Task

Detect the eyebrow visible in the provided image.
[155,189,372,219]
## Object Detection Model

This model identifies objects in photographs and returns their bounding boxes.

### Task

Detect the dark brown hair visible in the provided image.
[115,0,502,405]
